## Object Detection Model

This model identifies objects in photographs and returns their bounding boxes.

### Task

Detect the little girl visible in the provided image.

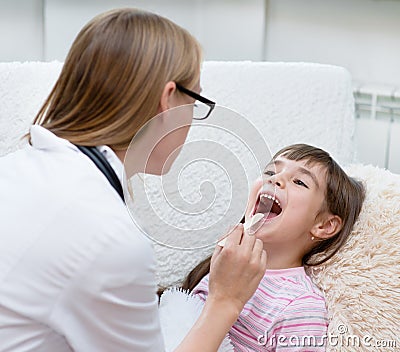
[182,144,365,351]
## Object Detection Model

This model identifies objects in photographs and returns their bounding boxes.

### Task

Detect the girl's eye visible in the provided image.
[263,170,275,177]
[294,179,308,188]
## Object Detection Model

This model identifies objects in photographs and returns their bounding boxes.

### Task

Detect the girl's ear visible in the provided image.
[159,81,177,113]
[311,214,343,240]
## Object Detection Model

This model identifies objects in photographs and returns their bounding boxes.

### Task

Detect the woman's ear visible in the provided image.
[311,214,343,240]
[158,81,177,113]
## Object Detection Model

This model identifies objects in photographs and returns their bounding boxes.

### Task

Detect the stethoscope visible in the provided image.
[75,145,124,202]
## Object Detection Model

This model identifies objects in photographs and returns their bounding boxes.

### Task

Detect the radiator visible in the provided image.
[354,84,400,174]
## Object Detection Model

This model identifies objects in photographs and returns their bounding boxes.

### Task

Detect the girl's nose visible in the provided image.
[267,174,284,188]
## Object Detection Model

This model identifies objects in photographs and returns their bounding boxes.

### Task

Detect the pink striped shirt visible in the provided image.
[193,267,328,351]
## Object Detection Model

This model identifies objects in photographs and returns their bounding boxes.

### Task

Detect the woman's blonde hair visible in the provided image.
[33,8,202,149]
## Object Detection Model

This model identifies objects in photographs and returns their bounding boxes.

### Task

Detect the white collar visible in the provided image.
[96,145,124,182]
[30,125,78,152]
[30,125,123,183]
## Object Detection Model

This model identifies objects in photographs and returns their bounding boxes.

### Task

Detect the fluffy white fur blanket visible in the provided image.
[159,289,234,351]
[309,164,400,351]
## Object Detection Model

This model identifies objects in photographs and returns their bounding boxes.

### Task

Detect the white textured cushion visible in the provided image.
[201,61,355,163]
[0,61,355,161]
[0,61,63,156]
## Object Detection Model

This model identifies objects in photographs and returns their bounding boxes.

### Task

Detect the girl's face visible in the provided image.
[245,156,329,254]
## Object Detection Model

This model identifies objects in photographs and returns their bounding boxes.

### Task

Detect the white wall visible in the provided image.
[1,0,398,86]
[262,0,400,172]
[0,0,264,61]
[0,0,44,61]
[1,0,399,171]
[265,0,400,87]
[45,0,264,62]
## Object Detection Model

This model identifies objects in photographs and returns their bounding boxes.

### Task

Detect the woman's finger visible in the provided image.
[261,249,267,268]
[250,238,265,262]
[223,224,243,247]
[240,230,257,253]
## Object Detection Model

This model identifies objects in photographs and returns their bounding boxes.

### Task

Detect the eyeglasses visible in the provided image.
[176,83,216,120]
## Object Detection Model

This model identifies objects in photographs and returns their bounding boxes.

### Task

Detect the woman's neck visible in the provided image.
[113,148,126,164]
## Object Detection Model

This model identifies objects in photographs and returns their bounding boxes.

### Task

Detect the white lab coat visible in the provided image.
[0,126,164,351]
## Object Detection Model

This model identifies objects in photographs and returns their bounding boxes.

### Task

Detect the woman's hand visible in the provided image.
[208,223,267,316]
[174,224,266,352]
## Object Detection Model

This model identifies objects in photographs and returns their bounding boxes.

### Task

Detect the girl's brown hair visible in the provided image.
[32,8,202,150]
[180,144,365,293]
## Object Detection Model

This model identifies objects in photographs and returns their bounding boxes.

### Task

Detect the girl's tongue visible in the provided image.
[254,193,283,219]
[265,212,278,220]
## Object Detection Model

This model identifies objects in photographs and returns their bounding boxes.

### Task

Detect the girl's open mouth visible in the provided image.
[252,192,283,221]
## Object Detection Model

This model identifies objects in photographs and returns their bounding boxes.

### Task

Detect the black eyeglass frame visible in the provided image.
[175,83,216,120]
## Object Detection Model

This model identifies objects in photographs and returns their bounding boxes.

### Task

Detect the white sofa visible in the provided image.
[0,61,398,351]
[0,61,355,161]
[0,60,356,281]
